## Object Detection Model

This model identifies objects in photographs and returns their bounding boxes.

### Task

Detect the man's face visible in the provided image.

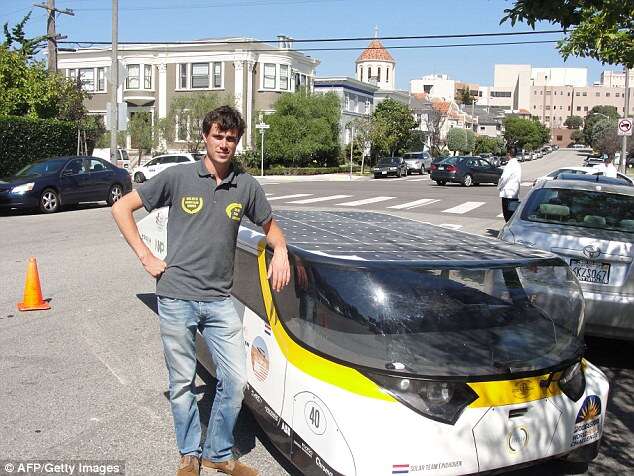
[203,123,240,165]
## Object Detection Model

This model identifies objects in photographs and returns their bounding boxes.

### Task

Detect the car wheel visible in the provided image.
[420,167,425,175]
[435,180,446,186]
[107,184,124,206]
[40,188,60,214]
[374,174,380,179]
[397,170,402,178]
[462,174,473,187]
[134,172,146,183]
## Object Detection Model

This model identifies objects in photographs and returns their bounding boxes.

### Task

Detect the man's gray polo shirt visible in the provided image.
[137,160,272,300]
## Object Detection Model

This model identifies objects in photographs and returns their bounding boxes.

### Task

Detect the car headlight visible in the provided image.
[11,182,35,194]
[558,361,586,402]
[363,371,478,425]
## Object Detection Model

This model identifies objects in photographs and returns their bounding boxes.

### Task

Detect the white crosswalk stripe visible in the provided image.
[337,196,395,207]
[265,193,274,197]
[288,194,352,204]
[267,193,312,201]
[442,201,486,214]
[387,198,440,210]
[405,178,428,182]
[520,182,533,187]
[497,213,504,218]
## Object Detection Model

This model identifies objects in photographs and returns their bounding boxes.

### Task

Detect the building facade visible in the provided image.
[58,37,319,152]
[313,77,378,144]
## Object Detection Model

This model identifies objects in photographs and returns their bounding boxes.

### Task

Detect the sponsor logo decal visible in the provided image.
[225,202,243,221]
[250,336,269,381]
[181,196,203,214]
[512,380,533,399]
[154,209,167,229]
[583,245,601,259]
[571,395,602,448]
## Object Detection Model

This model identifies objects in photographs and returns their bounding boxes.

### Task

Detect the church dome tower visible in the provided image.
[355,27,395,90]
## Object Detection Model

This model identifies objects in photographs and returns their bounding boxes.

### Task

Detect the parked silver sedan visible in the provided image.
[498,177,634,341]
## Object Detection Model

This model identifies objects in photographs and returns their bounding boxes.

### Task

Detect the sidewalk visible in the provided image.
[255,173,367,182]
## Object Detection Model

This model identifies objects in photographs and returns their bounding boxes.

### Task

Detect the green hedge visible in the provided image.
[241,165,365,176]
[0,116,79,176]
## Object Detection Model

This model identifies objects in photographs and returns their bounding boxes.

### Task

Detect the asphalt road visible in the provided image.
[0,149,632,476]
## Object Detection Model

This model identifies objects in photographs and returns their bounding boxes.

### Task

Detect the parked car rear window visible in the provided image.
[522,187,634,233]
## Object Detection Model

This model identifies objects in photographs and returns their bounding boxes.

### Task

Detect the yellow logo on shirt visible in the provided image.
[181,196,204,214]
[226,202,243,221]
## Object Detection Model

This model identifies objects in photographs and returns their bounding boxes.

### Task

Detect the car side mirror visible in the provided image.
[508,201,521,213]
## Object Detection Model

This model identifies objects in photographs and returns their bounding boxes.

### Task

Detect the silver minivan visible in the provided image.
[499,177,634,340]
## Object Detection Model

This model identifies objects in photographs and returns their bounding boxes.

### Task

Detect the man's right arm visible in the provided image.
[111,190,166,277]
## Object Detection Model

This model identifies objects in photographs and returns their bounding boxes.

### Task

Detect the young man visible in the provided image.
[497,151,521,222]
[112,106,290,476]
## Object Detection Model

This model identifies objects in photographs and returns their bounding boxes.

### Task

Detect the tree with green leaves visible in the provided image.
[570,129,585,144]
[370,99,417,157]
[582,105,620,145]
[504,115,549,152]
[261,90,341,167]
[474,135,505,155]
[446,128,467,155]
[2,12,47,59]
[0,46,86,120]
[128,112,154,165]
[463,129,476,154]
[160,92,233,152]
[564,115,583,129]
[502,1,633,68]
[455,88,477,106]
[590,118,623,157]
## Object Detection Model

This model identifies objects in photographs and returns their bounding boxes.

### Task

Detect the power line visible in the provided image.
[57,29,566,48]
[67,0,344,12]
[58,38,561,52]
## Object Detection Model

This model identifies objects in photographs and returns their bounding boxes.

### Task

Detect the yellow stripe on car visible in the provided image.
[468,373,562,408]
[256,241,395,402]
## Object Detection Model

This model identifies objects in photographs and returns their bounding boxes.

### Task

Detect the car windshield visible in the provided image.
[440,157,458,165]
[522,187,634,233]
[378,158,399,166]
[271,257,584,377]
[14,159,67,177]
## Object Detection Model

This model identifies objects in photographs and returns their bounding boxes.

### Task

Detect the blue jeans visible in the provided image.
[157,296,247,462]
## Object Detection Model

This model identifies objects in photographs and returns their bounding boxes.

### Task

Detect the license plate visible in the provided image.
[570,258,611,284]
[382,171,387,175]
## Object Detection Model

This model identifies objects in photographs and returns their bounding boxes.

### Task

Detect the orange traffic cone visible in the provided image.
[17,257,51,311]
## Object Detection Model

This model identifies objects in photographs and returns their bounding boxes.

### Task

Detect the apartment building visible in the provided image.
[314,77,378,144]
[531,84,633,129]
[57,36,319,151]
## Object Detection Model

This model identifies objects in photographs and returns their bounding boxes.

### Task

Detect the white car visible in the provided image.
[132,152,204,183]
[532,166,633,187]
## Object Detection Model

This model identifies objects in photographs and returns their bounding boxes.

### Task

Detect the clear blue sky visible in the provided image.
[3,0,614,90]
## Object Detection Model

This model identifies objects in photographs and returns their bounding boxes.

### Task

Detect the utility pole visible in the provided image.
[110,0,119,162]
[33,0,74,73]
[620,67,630,174]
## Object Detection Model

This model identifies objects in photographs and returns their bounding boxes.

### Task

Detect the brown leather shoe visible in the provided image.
[201,458,258,476]
[177,455,200,476]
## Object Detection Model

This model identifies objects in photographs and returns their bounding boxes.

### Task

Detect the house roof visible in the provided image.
[432,100,451,114]
[356,39,395,63]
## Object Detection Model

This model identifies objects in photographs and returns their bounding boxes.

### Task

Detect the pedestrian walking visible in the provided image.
[111,106,290,476]
[594,155,618,178]
[498,151,522,222]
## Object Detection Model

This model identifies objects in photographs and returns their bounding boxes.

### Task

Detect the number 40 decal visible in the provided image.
[305,400,327,435]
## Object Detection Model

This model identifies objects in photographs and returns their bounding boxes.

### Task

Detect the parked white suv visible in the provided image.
[132,152,204,183]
